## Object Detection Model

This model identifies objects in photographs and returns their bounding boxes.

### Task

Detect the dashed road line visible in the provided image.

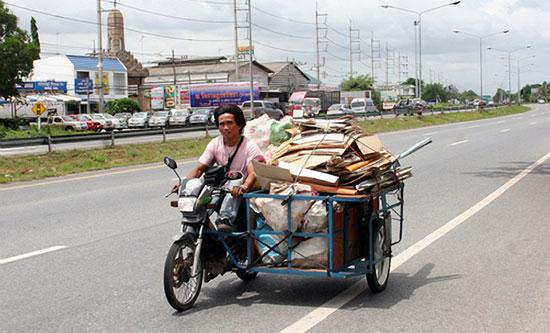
[0,246,67,265]
[500,128,511,133]
[530,122,537,125]
[449,140,468,146]
[467,125,480,129]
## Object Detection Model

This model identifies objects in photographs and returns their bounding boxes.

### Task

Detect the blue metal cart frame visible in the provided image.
[204,183,404,279]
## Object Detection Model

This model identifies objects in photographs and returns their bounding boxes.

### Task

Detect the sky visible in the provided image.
[5,0,549,95]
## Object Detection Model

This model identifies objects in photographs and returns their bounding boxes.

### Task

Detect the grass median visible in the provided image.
[0,105,530,184]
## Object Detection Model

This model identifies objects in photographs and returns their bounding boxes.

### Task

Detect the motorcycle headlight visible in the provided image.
[178,197,197,212]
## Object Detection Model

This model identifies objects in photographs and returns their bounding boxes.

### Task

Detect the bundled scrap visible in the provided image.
[254,116,412,194]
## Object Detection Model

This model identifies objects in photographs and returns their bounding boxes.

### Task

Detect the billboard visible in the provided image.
[16,81,67,93]
[151,87,164,110]
[164,85,177,109]
[189,82,259,107]
[74,79,94,94]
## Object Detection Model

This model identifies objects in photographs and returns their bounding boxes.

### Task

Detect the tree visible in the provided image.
[106,98,141,114]
[0,1,40,99]
[340,74,381,105]
[422,83,450,102]
[30,16,40,55]
[459,90,478,103]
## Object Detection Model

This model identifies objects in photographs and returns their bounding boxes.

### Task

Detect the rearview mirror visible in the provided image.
[164,156,177,169]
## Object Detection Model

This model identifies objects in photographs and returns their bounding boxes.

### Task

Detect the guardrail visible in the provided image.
[0,124,216,148]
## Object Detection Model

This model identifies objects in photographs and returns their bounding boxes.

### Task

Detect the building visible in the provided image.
[262,61,310,101]
[30,54,128,113]
[106,8,149,110]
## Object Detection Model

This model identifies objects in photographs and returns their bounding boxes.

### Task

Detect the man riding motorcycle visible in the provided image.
[184,104,264,231]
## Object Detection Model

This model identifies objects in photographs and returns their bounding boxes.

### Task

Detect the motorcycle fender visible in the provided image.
[172,225,197,242]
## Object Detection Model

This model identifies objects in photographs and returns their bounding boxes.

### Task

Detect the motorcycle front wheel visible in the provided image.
[163,240,203,312]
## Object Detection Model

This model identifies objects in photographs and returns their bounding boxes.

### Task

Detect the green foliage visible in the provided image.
[341,75,374,91]
[0,1,40,98]
[30,16,40,55]
[422,83,450,102]
[459,90,479,103]
[105,98,141,114]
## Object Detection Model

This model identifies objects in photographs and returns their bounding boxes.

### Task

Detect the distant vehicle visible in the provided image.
[90,113,115,131]
[114,112,132,128]
[302,97,322,117]
[46,115,87,131]
[537,99,545,104]
[350,98,379,116]
[189,108,215,125]
[169,109,191,127]
[341,90,372,106]
[149,111,171,128]
[100,113,124,130]
[326,103,352,117]
[487,101,495,106]
[241,100,284,120]
[70,114,103,132]
[393,99,421,116]
[128,112,151,128]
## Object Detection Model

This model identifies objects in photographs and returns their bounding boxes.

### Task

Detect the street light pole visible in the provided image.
[488,45,531,104]
[453,29,509,99]
[382,1,461,100]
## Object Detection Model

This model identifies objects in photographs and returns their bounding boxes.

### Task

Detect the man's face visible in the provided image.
[217,113,241,140]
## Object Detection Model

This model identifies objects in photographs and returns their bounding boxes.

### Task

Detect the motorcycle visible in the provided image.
[162,157,257,312]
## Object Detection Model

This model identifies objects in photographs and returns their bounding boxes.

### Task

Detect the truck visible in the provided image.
[287,90,341,117]
[0,94,80,122]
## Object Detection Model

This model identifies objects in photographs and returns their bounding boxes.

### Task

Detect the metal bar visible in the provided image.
[328,198,334,273]
[245,197,252,268]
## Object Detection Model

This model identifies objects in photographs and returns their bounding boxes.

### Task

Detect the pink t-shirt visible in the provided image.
[198,136,264,178]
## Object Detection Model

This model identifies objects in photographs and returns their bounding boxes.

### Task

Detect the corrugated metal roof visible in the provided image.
[66,55,127,72]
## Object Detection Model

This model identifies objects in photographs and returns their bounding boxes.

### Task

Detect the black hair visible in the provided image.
[214,104,247,133]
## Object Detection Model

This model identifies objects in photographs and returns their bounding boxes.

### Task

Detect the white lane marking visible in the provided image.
[449,140,468,146]
[530,122,537,125]
[0,246,67,265]
[497,120,506,124]
[424,131,439,136]
[281,151,550,333]
[500,128,511,133]
[0,160,196,192]
[467,125,480,129]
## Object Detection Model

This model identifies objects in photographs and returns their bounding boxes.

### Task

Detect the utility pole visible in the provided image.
[371,32,381,84]
[348,20,360,79]
[97,0,104,113]
[315,3,327,89]
[397,52,401,85]
[172,49,177,85]
[371,32,375,82]
[247,0,253,108]
[233,0,239,81]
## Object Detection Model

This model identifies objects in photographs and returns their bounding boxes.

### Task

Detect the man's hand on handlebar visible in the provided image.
[230,184,248,196]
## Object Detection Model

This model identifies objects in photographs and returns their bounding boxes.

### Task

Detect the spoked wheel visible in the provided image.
[163,240,203,312]
[366,219,391,293]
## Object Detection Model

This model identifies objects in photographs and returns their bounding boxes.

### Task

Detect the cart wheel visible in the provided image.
[366,219,391,293]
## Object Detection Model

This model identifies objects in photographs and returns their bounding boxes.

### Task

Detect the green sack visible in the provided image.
[269,120,292,145]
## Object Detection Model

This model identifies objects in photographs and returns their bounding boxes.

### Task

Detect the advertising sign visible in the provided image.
[179,88,190,107]
[16,81,67,93]
[74,79,94,95]
[151,86,164,110]
[189,82,259,107]
[164,85,177,109]
[94,73,110,95]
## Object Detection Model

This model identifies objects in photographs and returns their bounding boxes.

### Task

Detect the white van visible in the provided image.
[350,98,379,116]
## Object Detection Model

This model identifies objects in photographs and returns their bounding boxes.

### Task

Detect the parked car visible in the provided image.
[169,109,191,127]
[46,115,87,131]
[241,100,284,120]
[326,103,352,117]
[350,98,379,116]
[114,112,132,128]
[148,111,171,127]
[96,113,123,130]
[127,112,151,128]
[189,108,215,125]
[70,114,103,132]
[89,114,114,131]
[393,98,424,116]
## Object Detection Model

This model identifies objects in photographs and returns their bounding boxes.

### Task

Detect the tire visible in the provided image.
[236,270,258,282]
[366,219,391,293]
[163,240,203,312]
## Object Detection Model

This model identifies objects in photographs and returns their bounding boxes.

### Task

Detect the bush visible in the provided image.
[105,98,141,115]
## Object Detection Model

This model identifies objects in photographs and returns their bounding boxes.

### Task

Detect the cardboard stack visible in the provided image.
[254,116,412,195]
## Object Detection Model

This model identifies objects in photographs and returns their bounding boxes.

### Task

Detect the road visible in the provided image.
[1,104,549,332]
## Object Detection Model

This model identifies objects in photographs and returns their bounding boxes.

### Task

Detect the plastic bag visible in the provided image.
[255,215,287,264]
[250,183,314,232]
[291,237,328,268]
[243,114,274,151]
[269,116,293,145]
[302,201,328,232]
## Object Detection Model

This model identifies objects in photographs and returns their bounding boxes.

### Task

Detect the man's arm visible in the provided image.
[186,162,208,179]
[230,161,256,196]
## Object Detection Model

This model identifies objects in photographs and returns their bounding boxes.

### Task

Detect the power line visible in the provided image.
[254,40,315,54]
[107,0,232,24]
[325,23,347,38]
[5,2,233,43]
[252,5,315,25]
[326,36,349,50]
[252,23,311,40]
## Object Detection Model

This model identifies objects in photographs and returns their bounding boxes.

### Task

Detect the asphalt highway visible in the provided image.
[1,104,549,332]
